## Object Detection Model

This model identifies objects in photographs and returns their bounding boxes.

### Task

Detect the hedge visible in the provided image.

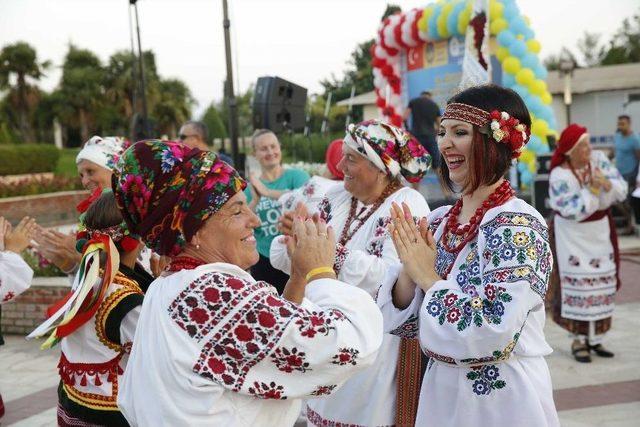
[0,144,61,175]
[280,133,342,164]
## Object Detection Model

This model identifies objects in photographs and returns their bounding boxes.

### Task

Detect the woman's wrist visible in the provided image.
[305,266,336,283]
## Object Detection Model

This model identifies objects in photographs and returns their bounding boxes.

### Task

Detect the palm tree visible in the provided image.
[0,41,49,142]
[153,78,194,138]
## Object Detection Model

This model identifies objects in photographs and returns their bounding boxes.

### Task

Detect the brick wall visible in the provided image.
[0,190,88,227]
[1,277,69,334]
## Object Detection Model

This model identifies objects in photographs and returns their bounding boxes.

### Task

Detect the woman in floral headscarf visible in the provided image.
[271,120,432,427]
[111,140,383,426]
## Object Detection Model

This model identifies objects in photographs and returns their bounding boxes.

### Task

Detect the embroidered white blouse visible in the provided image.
[378,199,559,427]
[0,250,33,304]
[271,183,430,426]
[117,262,383,427]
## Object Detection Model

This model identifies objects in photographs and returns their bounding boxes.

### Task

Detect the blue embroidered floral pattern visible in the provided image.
[466,364,506,395]
[480,212,551,300]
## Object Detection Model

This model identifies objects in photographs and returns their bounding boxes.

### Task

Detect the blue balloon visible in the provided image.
[533,64,547,79]
[502,73,516,87]
[510,17,528,36]
[510,39,528,58]
[521,170,533,186]
[539,143,551,153]
[517,162,528,173]
[447,6,461,36]
[522,53,538,70]
[497,30,516,47]
[503,4,519,21]
[523,28,535,40]
[528,135,542,152]
[512,84,528,98]
[428,6,441,39]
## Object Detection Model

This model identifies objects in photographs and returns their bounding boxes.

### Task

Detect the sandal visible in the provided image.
[589,343,614,358]
[571,341,591,363]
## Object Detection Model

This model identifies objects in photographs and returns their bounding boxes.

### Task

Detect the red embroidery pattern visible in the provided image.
[333,243,349,274]
[169,272,272,342]
[248,381,287,400]
[295,309,345,339]
[270,347,311,373]
[193,287,304,390]
[58,352,123,388]
[331,348,359,366]
[306,406,388,427]
[2,291,15,303]
[310,384,337,396]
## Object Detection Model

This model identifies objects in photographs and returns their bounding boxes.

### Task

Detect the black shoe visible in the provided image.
[589,343,615,358]
[572,342,592,363]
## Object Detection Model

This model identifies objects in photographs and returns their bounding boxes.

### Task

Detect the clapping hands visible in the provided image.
[0,216,37,254]
[388,202,440,291]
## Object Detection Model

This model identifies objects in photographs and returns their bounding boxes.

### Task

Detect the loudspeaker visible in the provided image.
[252,76,307,133]
[536,153,553,175]
[531,176,551,219]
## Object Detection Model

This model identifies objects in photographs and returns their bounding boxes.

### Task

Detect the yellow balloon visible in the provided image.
[496,46,510,62]
[489,0,504,20]
[442,3,454,14]
[541,92,552,105]
[519,149,535,165]
[502,57,521,74]
[516,68,535,86]
[524,16,531,26]
[528,159,537,173]
[437,15,449,38]
[530,79,547,96]
[526,39,541,53]
[490,18,508,35]
[531,119,549,137]
[418,15,428,32]
[458,9,471,34]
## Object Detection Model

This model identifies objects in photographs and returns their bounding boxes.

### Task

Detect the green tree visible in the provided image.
[0,41,49,142]
[201,103,227,140]
[59,45,105,144]
[153,78,194,138]
[219,85,254,138]
[601,11,640,65]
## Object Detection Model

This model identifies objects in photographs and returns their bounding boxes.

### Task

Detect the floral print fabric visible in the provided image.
[112,140,246,256]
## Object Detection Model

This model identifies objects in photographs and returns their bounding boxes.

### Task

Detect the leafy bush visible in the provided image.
[0,175,83,198]
[280,133,342,164]
[0,144,61,175]
[21,248,65,277]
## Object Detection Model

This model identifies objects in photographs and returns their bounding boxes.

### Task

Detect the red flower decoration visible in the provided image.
[76,187,103,213]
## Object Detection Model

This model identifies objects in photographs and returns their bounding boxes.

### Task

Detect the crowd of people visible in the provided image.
[0,82,637,426]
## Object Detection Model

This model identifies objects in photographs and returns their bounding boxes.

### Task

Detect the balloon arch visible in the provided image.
[371,0,556,185]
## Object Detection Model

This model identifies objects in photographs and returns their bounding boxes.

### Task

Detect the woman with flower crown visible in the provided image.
[377,85,559,427]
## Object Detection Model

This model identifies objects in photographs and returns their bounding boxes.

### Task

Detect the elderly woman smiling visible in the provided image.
[112,140,383,427]
[271,120,432,426]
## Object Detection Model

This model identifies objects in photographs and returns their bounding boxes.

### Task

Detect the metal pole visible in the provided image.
[128,4,138,140]
[132,1,149,137]
[222,0,240,170]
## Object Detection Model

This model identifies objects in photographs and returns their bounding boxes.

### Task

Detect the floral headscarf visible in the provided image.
[112,140,246,257]
[76,136,129,171]
[343,120,431,183]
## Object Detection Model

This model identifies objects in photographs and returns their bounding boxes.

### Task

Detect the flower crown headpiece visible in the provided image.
[75,188,140,254]
[441,102,530,159]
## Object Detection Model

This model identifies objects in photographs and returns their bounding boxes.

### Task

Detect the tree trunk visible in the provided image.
[79,108,89,144]
[17,73,35,143]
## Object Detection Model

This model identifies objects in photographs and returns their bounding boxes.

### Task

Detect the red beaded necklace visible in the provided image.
[338,181,400,247]
[440,180,515,276]
[568,160,592,187]
[166,256,206,272]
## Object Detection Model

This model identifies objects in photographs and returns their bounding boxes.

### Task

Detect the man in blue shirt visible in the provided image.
[614,115,640,223]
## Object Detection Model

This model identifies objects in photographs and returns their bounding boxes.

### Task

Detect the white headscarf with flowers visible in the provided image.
[76,136,128,172]
[343,119,431,184]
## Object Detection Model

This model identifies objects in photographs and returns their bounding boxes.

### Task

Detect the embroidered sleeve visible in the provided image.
[96,280,144,351]
[420,212,552,365]
[594,151,628,209]
[0,251,33,304]
[376,263,424,339]
[170,272,382,400]
[548,172,600,221]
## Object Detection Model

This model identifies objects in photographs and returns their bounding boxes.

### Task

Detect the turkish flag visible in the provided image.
[407,44,424,71]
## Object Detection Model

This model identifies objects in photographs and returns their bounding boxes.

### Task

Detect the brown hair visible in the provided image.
[439,84,531,194]
[84,192,123,233]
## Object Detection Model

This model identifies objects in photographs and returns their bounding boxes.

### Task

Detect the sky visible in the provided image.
[1,0,638,117]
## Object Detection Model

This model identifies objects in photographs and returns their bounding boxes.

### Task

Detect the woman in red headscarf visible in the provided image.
[548,124,627,363]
